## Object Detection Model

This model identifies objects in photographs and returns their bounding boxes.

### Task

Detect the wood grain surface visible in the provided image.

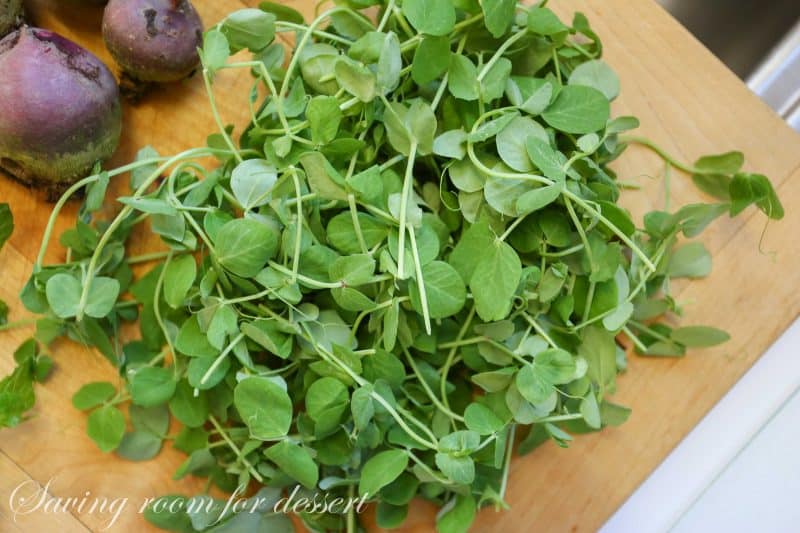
[1,1,798,532]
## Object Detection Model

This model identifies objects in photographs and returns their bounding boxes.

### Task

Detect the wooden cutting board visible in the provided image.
[1,1,799,531]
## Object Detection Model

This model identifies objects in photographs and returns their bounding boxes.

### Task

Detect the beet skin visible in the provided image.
[102,0,203,83]
[0,27,122,190]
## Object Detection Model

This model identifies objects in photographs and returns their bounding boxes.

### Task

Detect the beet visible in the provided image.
[0,0,23,38]
[0,27,122,193]
[102,0,203,85]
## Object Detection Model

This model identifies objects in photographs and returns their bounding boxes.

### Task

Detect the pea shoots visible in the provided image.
[5,2,783,532]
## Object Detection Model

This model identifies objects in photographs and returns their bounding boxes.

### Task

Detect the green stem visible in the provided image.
[0,318,38,332]
[499,424,516,500]
[202,69,242,163]
[397,142,418,278]
[75,148,215,321]
[280,7,351,98]
[346,484,356,533]
[200,333,245,386]
[289,168,305,282]
[620,136,703,175]
[348,194,369,255]
[477,30,526,82]
[537,413,583,423]
[522,313,559,349]
[403,348,464,422]
[440,305,475,416]
[408,227,431,334]
[275,21,353,45]
[34,174,100,271]
[208,415,264,483]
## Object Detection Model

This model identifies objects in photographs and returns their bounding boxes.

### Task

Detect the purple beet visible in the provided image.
[0,0,23,38]
[0,27,122,192]
[102,0,203,85]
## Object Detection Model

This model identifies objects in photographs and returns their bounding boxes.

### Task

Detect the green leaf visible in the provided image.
[542,85,610,134]
[668,242,712,278]
[359,449,409,497]
[264,440,319,489]
[472,368,515,392]
[496,116,548,172]
[87,405,126,453]
[0,355,36,428]
[234,377,293,440]
[481,58,512,102]
[402,0,455,36]
[259,1,304,24]
[84,277,120,319]
[72,382,116,410]
[231,159,278,209]
[85,172,110,212]
[448,55,480,101]
[299,151,348,201]
[729,173,784,220]
[482,0,516,38]
[118,197,178,216]
[534,349,576,384]
[242,320,292,359]
[692,174,732,201]
[516,183,564,215]
[143,495,193,531]
[328,254,376,286]
[410,100,438,156]
[0,203,12,250]
[175,316,218,358]
[527,7,569,35]
[377,32,402,93]
[330,10,373,39]
[202,30,230,73]
[306,377,349,431]
[515,364,553,404]
[449,220,495,282]
[463,403,504,435]
[601,401,632,427]
[433,129,467,159]
[169,380,209,428]
[349,31,384,63]
[578,326,617,392]
[435,453,474,484]
[45,273,82,319]
[671,326,730,347]
[327,212,388,254]
[436,494,476,533]
[580,393,602,429]
[521,81,553,116]
[306,96,343,145]
[222,8,276,53]
[409,261,466,319]
[163,255,197,309]
[129,367,177,407]
[695,151,744,174]
[569,59,620,100]
[334,58,377,102]
[448,159,485,192]
[412,36,450,86]
[602,301,634,331]
[215,218,279,278]
[376,502,408,529]
[116,431,163,461]
[675,203,728,238]
[525,137,566,181]
[468,112,517,143]
[470,241,522,321]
